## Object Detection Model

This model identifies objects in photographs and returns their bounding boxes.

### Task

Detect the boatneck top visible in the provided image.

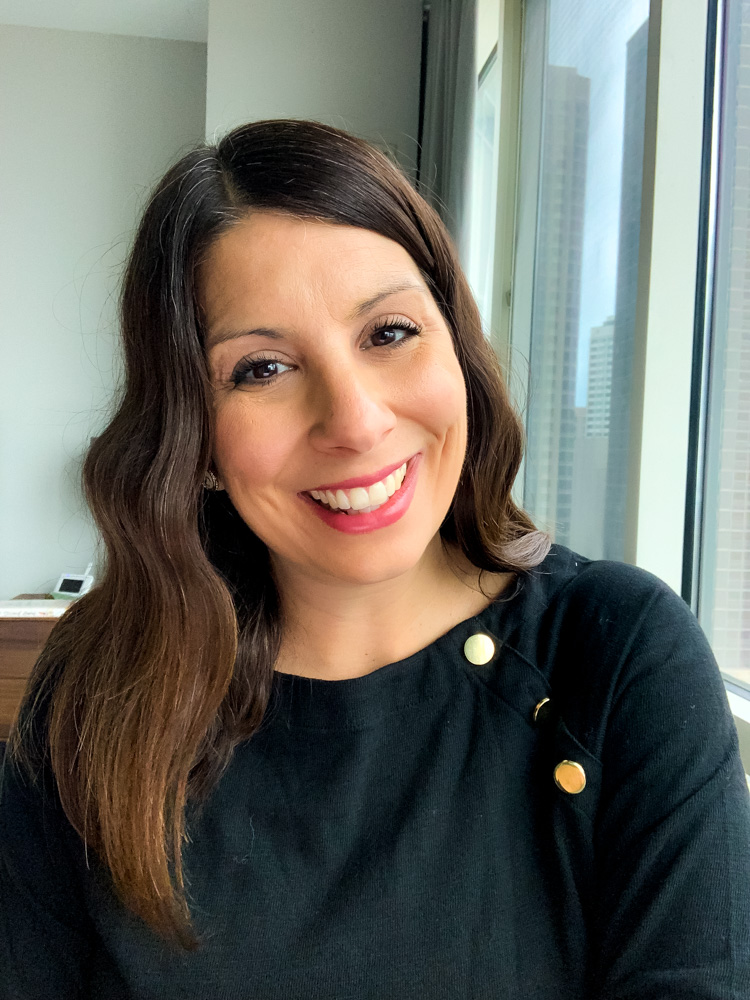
[1,543,749,999]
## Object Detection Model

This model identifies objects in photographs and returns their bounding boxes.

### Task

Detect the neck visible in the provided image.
[272,537,514,681]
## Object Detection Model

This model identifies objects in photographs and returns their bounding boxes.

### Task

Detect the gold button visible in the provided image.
[553,760,586,794]
[463,633,495,665]
[533,697,551,724]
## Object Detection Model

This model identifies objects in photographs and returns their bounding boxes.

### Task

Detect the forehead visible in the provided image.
[198,212,427,327]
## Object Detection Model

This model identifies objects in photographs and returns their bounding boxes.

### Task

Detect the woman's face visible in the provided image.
[200,211,468,587]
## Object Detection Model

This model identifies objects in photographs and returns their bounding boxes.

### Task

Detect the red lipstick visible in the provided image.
[299,453,421,534]
[307,455,416,494]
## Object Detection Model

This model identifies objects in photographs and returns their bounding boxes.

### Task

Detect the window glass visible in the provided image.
[699,0,750,688]
[468,46,500,334]
[515,0,649,560]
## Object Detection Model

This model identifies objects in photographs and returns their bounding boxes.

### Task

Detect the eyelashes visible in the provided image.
[228,317,423,389]
[230,356,293,387]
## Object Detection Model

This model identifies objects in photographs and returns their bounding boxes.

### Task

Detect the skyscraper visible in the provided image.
[524,64,590,544]
[604,19,649,561]
[569,316,614,559]
[586,316,615,437]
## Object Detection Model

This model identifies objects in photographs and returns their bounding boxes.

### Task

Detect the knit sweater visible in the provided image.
[2,544,749,998]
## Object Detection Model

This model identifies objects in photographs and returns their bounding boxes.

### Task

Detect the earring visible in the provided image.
[203,469,220,491]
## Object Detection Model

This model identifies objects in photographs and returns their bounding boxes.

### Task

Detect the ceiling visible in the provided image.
[0,0,208,42]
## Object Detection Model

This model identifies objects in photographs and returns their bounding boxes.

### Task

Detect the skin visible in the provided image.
[200,212,513,680]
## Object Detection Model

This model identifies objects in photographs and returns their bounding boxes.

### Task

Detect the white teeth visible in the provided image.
[348,487,371,511]
[367,480,388,506]
[308,460,410,513]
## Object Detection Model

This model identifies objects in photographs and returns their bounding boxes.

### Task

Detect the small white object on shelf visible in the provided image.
[51,562,94,600]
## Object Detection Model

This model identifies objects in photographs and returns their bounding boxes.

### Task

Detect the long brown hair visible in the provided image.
[6,119,549,952]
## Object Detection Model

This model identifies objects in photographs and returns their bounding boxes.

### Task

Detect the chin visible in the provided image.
[305,532,437,587]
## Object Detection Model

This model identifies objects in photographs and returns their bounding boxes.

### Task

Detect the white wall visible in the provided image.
[206,0,423,176]
[0,25,206,598]
[0,0,209,42]
[0,4,425,600]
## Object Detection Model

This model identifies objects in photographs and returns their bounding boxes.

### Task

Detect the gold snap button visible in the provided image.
[533,697,551,724]
[553,760,586,794]
[463,633,495,665]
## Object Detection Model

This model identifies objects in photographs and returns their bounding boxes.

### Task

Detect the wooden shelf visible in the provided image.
[0,618,56,740]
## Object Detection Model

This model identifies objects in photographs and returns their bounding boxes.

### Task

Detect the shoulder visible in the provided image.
[497,545,728,760]
[491,545,723,732]
[523,543,672,608]
[505,543,697,654]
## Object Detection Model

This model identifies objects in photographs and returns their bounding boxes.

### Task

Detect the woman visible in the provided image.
[1,119,749,999]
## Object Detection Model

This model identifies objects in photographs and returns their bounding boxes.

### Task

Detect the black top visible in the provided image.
[2,545,750,998]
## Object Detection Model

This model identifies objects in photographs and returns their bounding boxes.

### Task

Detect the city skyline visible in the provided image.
[523,8,648,559]
[523,62,590,545]
[548,0,650,407]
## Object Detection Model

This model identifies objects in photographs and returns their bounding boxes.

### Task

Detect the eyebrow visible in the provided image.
[347,279,427,319]
[206,279,428,349]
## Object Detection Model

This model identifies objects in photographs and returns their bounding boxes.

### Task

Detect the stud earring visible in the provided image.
[203,470,221,491]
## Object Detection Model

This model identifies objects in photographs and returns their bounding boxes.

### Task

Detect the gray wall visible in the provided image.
[206,0,423,176]
[0,25,206,598]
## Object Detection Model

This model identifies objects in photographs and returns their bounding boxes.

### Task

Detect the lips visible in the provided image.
[307,462,407,512]
[299,453,422,534]
[306,455,416,494]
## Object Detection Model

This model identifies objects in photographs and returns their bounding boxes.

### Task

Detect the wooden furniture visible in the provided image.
[0,617,57,740]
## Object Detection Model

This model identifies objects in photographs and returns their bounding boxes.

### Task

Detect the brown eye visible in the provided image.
[366,320,422,349]
[231,357,293,387]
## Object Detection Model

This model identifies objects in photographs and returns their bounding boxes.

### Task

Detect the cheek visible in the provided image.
[408,351,467,441]
[211,402,289,491]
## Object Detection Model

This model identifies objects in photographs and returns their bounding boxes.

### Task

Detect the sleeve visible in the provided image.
[584,573,750,998]
[0,737,94,999]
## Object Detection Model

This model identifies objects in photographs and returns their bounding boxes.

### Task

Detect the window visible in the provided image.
[468,44,500,333]
[697,0,750,689]
[465,0,750,737]
[511,0,650,560]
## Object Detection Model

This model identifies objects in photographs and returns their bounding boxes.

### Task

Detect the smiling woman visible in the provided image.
[200,213,472,587]
[1,119,749,999]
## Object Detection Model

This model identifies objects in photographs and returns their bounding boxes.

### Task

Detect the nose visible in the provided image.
[307,361,397,455]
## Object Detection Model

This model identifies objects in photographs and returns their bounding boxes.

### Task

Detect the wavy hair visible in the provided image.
[7,119,550,951]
